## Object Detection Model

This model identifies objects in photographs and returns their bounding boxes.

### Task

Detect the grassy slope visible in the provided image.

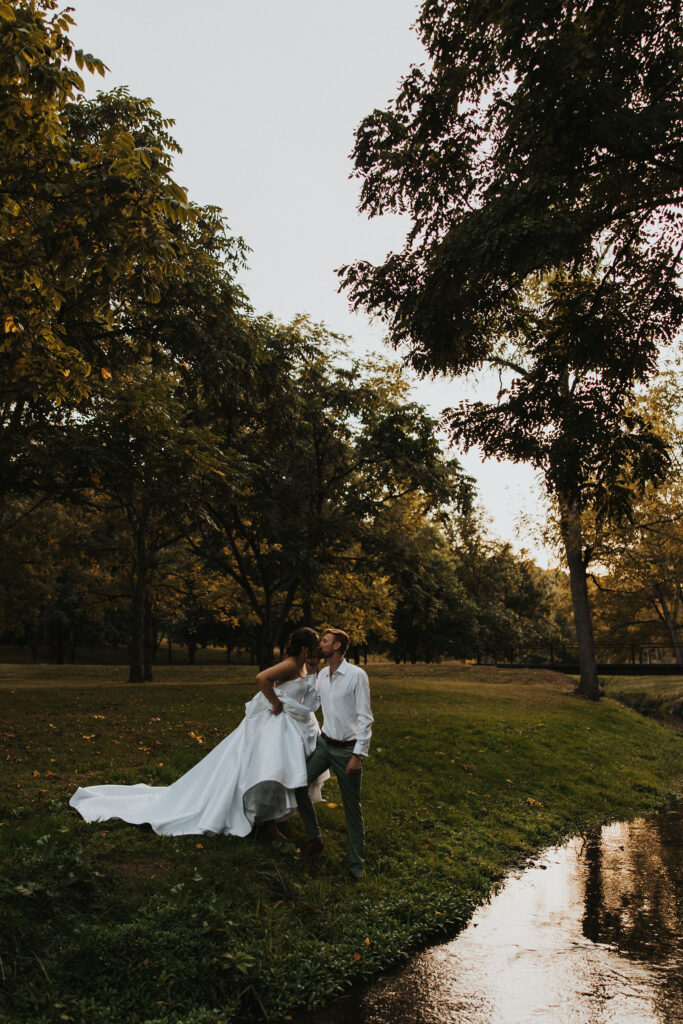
[602,673,683,723]
[1,663,682,1024]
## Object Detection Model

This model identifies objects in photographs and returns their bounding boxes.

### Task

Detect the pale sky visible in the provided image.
[70,0,548,562]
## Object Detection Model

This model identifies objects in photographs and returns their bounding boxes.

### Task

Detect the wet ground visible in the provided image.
[296,811,682,1023]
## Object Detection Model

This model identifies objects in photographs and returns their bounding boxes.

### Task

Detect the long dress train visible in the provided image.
[69,675,328,837]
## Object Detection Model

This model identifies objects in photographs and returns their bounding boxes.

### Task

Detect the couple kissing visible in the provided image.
[70,626,374,882]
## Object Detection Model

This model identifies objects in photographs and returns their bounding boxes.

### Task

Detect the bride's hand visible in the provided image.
[270,697,284,715]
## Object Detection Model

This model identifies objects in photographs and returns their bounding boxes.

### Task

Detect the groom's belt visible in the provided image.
[321,732,355,748]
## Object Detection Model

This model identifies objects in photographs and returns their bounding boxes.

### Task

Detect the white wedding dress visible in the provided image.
[69,675,328,837]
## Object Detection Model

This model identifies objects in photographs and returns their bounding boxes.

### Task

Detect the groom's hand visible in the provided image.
[346,754,363,774]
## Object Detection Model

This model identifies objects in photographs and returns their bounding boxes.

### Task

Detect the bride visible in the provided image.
[69,627,328,837]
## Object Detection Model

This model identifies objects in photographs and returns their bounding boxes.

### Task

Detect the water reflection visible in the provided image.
[296,812,682,1024]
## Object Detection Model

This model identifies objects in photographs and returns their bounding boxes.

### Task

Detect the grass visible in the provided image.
[1,662,682,1024]
[602,673,683,726]
[0,663,259,689]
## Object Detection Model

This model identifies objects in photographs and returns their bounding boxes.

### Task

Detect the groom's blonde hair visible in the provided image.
[322,628,350,656]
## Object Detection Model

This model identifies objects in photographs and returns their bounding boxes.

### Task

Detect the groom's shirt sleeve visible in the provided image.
[353,668,373,758]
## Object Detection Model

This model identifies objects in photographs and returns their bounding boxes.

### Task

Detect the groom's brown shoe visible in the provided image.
[300,837,323,855]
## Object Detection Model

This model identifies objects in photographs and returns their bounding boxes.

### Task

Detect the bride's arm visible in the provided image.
[255,657,300,715]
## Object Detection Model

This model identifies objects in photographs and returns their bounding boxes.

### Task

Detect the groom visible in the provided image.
[295,628,373,881]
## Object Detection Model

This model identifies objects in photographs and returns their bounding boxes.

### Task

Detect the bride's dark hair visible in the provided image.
[286,627,319,657]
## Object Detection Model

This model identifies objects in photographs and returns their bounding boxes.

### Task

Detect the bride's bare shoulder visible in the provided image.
[255,656,300,685]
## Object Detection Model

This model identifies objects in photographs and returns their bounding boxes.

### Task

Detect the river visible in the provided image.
[295,811,682,1024]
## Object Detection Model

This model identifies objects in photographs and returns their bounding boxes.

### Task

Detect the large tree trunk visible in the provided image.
[559,499,600,700]
[129,511,149,683]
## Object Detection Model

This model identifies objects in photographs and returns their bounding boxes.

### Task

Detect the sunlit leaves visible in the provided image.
[73,49,106,77]
[0,5,197,416]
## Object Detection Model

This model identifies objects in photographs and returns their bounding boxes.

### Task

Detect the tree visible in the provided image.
[199,316,471,667]
[384,510,475,663]
[305,546,398,657]
[0,4,194,399]
[1,27,252,675]
[595,490,683,664]
[0,5,199,536]
[590,374,683,663]
[0,496,127,661]
[154,541,245,665]
[370,496,574,664]
[60,363,226,682]
[340,0,682,698]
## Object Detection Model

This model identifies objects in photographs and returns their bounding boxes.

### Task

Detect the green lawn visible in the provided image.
[1,663,681,1024]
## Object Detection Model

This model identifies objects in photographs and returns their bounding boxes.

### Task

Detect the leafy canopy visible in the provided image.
[340,0,683,516]
[0,2,196,408]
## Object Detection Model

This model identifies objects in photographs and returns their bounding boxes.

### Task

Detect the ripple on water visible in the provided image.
[295,812,682,1024]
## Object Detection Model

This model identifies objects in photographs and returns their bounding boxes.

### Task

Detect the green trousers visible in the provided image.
[295,735,365,878]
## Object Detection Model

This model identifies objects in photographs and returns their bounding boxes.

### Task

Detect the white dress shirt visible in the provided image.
[316,659,373,758]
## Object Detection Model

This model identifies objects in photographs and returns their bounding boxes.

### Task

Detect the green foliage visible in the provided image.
[341,0,681,513]
[0,3,253,677]
[61,358,243,681]
[0,4,195,407]
[588,373,683,660]
[385,506,575,663]
[198,316,471,665]
[0,665,681,1022]
[340,0,683,696]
